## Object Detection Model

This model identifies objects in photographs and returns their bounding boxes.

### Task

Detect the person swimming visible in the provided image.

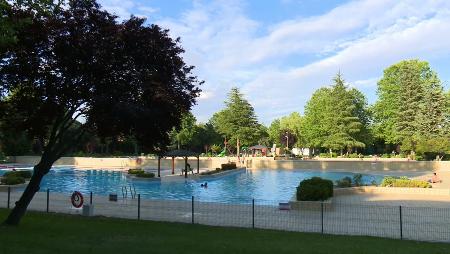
[200,182,208,188]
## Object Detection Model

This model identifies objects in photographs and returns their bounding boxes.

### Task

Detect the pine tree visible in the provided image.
[323,73,365,154]
[374,59,448,153]
[395,63,424,152]
[417,73,448,137]
[212,87,261,151]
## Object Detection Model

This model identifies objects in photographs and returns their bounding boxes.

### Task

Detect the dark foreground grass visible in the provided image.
[0,209,449,254]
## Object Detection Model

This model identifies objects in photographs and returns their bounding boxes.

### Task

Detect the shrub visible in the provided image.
[380,176,431,188]
[336,176,352,188]
[319,153,337,158]
[136,172,155,178]
[128,169,144,174]
[297,177,333,201]
[1,176,25,185]
[200,169,221,175]
[4,170,32,179]
[0,151,6,161]
[352,174,363,186]
[221,163,236,170]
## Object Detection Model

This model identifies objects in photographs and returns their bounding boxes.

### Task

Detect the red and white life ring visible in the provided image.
[71,191,84,208]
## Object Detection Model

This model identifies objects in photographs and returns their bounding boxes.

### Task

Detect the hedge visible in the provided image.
[1,176,25,185]
[4,170,32,179]
[221,163,237,171]
[380,176,431,188]
[336,176,352,188]
[297,177,333,201]
[128,169,144,175]
[136,172,155,178]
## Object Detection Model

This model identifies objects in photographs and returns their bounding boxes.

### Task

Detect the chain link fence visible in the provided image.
[0,189,449,243]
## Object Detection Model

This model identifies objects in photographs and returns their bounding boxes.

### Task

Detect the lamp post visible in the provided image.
[285,131,289,155]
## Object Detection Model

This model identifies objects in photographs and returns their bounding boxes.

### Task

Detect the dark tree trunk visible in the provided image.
[3,158,53,225]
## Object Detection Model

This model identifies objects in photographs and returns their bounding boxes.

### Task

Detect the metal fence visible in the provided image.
[0,188,449,243]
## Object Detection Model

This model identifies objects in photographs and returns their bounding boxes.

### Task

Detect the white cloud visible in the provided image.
[98,0,450,124]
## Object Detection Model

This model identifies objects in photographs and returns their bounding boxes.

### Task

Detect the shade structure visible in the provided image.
[248,145,268,157]
[248,145,268,150]
[158,149,200,178]
[163,149,199,157]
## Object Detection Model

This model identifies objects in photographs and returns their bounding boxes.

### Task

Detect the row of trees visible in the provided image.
[171,60,449,159]
[267,60,449,158]
[174,60,450,159]
[2,60,449,159]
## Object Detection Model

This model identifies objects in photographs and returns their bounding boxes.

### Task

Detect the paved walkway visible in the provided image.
[0,191,449,243]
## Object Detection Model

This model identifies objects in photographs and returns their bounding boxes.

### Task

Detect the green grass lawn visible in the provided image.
[0,209,448,254]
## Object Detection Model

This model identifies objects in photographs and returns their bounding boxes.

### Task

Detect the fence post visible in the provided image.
[321,202,324,234]
[252,199,255,229]
[399,205,403,240]
[46,189,49,213]
[137,194,141,220]
[7,186,11,209]
[191,196,194,224]
[90,192,93,205]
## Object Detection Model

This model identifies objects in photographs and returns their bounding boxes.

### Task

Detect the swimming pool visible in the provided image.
[1,167,384,203]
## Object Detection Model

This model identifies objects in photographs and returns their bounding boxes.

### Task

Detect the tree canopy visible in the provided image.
[212,87,262,148]
[373,59,448,152]
[0,0,201,225]
[301,74,368,154]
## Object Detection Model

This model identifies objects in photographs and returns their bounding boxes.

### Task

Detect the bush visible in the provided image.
[352,174,363,186]
[336,176,352,187]
[297,177,333,201]
[380,176,431,188]
[4,170,32,179]
[348,153,359,158]
[0,151,6,161]
[319,153,337,158]
[1,176,25,185]
[200,169,221,175]
[221,163,237,170]
[128,169,144,174]
[136,172,155,178]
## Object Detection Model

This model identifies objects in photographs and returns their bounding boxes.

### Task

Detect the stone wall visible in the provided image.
[10,156,450,172]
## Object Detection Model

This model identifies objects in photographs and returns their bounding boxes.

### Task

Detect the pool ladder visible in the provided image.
[121,185,136,199]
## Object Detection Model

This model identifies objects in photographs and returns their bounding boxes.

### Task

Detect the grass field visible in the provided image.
[0,209,449,254]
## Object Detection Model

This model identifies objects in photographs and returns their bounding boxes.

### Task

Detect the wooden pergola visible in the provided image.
[157,149,200,178]
[248,145,268,156]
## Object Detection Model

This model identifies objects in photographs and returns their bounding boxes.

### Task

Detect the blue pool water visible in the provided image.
[0,168,384,203]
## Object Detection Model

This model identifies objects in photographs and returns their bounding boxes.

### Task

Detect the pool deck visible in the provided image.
[0,190,449,242]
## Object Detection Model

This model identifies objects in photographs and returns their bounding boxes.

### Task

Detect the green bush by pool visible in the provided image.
[3,170,32,179]
[0,170,32,185]
[297,177,333,201]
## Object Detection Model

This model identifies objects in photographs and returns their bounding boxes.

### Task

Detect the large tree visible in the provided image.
[0,0,201,225]
[268,119,281,146]
[190,122,222,154]
[170,112,197,149]
[301,88,332,151]
[212,87,261,153]
[373,59,448,152]
[322,74,365,154]
[279,112,304,148]
[302,73,367,155]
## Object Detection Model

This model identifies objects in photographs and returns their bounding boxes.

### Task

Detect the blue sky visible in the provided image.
[98,0,450,125]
